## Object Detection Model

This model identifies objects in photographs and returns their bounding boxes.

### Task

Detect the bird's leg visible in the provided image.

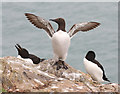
[53,61,58,66]
[56,64,62,70]
[53,60,68,70]
[53,61,62,70]
[61,61,68,70]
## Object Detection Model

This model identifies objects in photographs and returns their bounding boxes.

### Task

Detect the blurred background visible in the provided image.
[2,2,118,83]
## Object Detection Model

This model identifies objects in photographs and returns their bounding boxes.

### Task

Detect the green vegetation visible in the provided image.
[0,88,6,93]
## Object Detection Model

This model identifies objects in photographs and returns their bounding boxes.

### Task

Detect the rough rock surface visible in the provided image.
[0,56,119,93]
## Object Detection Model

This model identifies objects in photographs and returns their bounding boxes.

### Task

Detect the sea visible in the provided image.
[2,2,118,83]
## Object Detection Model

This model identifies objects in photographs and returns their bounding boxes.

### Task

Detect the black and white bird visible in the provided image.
[25,13,100,70]
[84,51,110,82]
[15,44,45,64]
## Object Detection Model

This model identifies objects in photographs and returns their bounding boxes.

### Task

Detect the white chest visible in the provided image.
[17,55,33,64]
[52,30,70,42]
[51,30,70,60]
[83,58,104,82]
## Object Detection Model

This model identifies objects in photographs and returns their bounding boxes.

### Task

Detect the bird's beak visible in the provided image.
[15,44,22,51]
[49,19,55,22]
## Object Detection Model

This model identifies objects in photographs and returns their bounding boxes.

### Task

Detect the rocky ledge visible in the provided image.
[0,56,119,93]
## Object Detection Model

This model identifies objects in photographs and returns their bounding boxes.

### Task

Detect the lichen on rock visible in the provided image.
[0,56,119,93]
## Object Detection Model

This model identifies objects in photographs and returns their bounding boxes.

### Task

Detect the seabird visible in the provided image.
[25,13,100,70]
[84,51,110,82]
[15,44,45,64]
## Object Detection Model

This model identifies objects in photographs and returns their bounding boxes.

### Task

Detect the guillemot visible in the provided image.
[84,51,110,82]
[25,13,100,70]
[15,44,45,64]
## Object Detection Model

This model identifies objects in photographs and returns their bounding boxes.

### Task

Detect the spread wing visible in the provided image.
[68,22,100,38]
[25,13,55,38]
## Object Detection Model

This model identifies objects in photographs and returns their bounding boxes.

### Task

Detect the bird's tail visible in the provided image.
[40,58,46,62]
[104,77,110,82]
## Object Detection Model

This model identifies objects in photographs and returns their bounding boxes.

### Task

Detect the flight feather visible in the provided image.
[68,22,100,37]
[25,13,55,37]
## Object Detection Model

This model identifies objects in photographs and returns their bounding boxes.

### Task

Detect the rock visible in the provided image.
[0,56,119,93]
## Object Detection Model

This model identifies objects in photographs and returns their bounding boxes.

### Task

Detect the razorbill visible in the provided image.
[15,44,45,64]
[84,51,110,82]
[25,13,100,70]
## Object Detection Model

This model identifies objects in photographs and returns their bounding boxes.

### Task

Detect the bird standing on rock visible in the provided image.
[25,13,100,70]
[84,51,110,82]
[15,44,45,64]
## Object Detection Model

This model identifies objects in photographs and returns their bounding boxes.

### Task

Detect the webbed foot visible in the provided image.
[53,60,68,70]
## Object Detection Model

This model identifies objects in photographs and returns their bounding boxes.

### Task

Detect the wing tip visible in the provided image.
[91,22,101,26]
[24,13,36,18]
[25,13,31,16]
[96,22,100,26]
[88,22,100,30]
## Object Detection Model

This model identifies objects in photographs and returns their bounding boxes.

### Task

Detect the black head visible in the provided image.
[49,18,65,24]
[85,51,96,61]
[49,18,66,31]
[15,44,29,58]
